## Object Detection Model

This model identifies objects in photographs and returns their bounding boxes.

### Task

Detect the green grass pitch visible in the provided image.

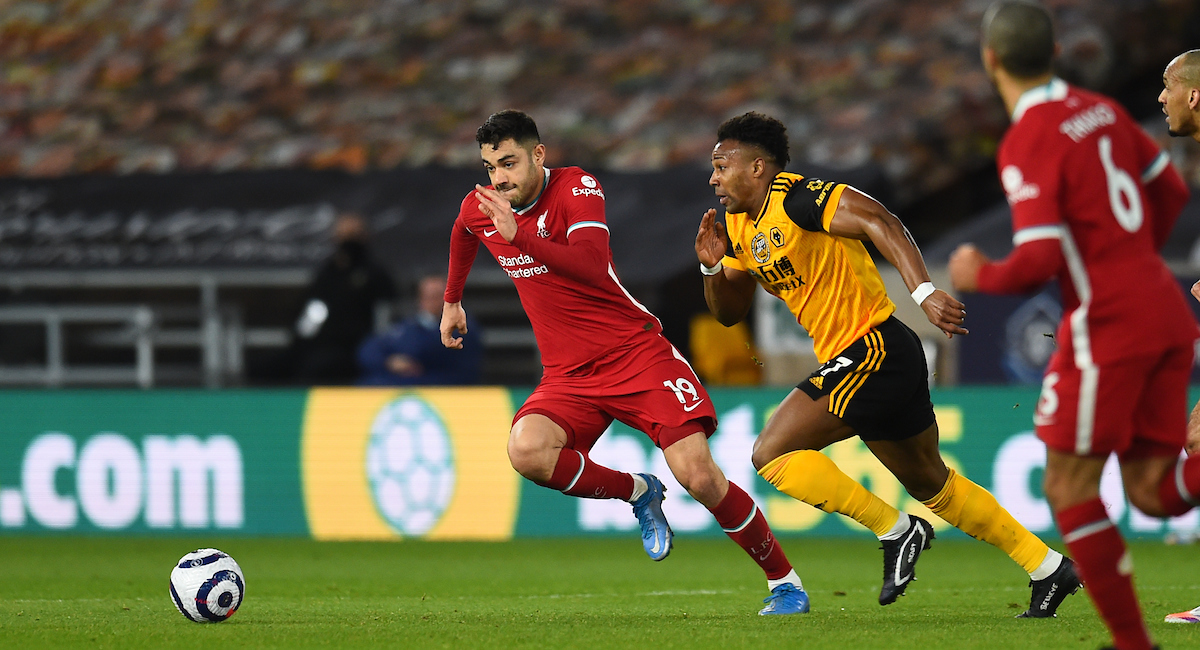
[1,536,1198,649]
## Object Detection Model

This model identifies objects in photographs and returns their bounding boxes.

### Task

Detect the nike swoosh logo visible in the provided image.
[483,229,498,237]
[651,530,663,554]
[683,400,705,412]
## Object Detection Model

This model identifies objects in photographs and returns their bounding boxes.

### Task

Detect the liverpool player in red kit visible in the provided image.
[440,109,807,614]
[950,3,1200,648]
[1156,47,1200,627]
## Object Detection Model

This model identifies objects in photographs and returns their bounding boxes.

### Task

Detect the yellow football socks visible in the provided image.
[759,449,900,537]
[922,468,1050,574]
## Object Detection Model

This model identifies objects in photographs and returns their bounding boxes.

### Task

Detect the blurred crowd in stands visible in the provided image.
[1,0,1196,202]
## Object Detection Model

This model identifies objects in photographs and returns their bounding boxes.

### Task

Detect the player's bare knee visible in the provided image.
[1041,473,1070,511]
[1127,489,1169,518]
[1118,477,1166,518]
[901,475,942,503]
[750,438,785,471]
[1123,477,1161,518]
[506,429,556,482]
[905,463,950,501]
[681,473,726,508]
[670,461,726,506]
[1042,468,1099,512]
[750,447,773,472]
[506,446,549,482]
[670,462,699,492]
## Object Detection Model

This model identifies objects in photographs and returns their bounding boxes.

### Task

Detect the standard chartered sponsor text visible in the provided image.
[498,253,549,278]
[506,265,550,278]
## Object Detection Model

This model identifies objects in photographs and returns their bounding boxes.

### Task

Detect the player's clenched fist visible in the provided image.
[695,208,728,269]
[440,301,468,349]
[948,243,989,293]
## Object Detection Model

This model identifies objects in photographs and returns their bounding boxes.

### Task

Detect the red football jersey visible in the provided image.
[446,166,662,375]
[995,79,1196,367]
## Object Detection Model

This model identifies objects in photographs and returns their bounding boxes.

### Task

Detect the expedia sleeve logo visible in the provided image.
[751,232,770,263]
[572,175,605,199]
[1001,165,1040,204]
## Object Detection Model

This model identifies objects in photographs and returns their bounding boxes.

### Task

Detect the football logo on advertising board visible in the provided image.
[365,396,455,536]
[302,388,519,540]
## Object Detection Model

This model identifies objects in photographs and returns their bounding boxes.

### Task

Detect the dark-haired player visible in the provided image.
[696,110,1078,616]
[441,109,808,614]
[950,3,1200,648]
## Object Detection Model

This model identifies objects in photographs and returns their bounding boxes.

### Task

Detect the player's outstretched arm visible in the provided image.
[440,301,468,350]
[696,208,756,326]
[827,189,967,338]
[952,237,1061,296]
[443,212,479,350]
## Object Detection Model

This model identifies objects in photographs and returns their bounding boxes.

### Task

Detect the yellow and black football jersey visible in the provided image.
[722,171,896,363]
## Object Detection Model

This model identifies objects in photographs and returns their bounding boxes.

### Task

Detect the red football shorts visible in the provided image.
[1035,343,1193,458]
[515,332,718,451]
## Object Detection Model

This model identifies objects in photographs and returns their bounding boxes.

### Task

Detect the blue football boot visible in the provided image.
[759,583,811,615]
[630,473,672,561]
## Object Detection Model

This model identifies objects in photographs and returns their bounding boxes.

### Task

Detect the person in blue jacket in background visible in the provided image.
[358,275,482,385]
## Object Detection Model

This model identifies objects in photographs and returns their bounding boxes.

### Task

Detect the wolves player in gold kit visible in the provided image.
[695,111,1079,616]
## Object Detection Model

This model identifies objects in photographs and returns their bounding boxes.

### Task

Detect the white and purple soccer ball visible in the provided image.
[169,548,245,623]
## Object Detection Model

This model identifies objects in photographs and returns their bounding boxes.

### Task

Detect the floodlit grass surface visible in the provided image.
[0,537,1198,649]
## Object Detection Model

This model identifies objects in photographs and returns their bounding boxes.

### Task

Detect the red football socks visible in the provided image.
[708,482,792,580]
[1057,498,1154,650]
[544,448,635,500]
[1157,454,1200,517]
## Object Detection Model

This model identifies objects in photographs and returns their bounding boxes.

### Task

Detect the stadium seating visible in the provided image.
[0,1,1195,387]
[1,1,1192,195]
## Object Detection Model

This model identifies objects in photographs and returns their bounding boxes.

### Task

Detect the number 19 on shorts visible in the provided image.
[663,378,704,411]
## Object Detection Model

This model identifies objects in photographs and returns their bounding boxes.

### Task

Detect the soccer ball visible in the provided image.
[169,548,245,623]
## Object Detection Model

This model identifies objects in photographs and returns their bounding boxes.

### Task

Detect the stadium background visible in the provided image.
[0,0,1199,546]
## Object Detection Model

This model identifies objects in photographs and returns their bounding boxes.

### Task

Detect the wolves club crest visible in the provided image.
[770,227,785,248]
